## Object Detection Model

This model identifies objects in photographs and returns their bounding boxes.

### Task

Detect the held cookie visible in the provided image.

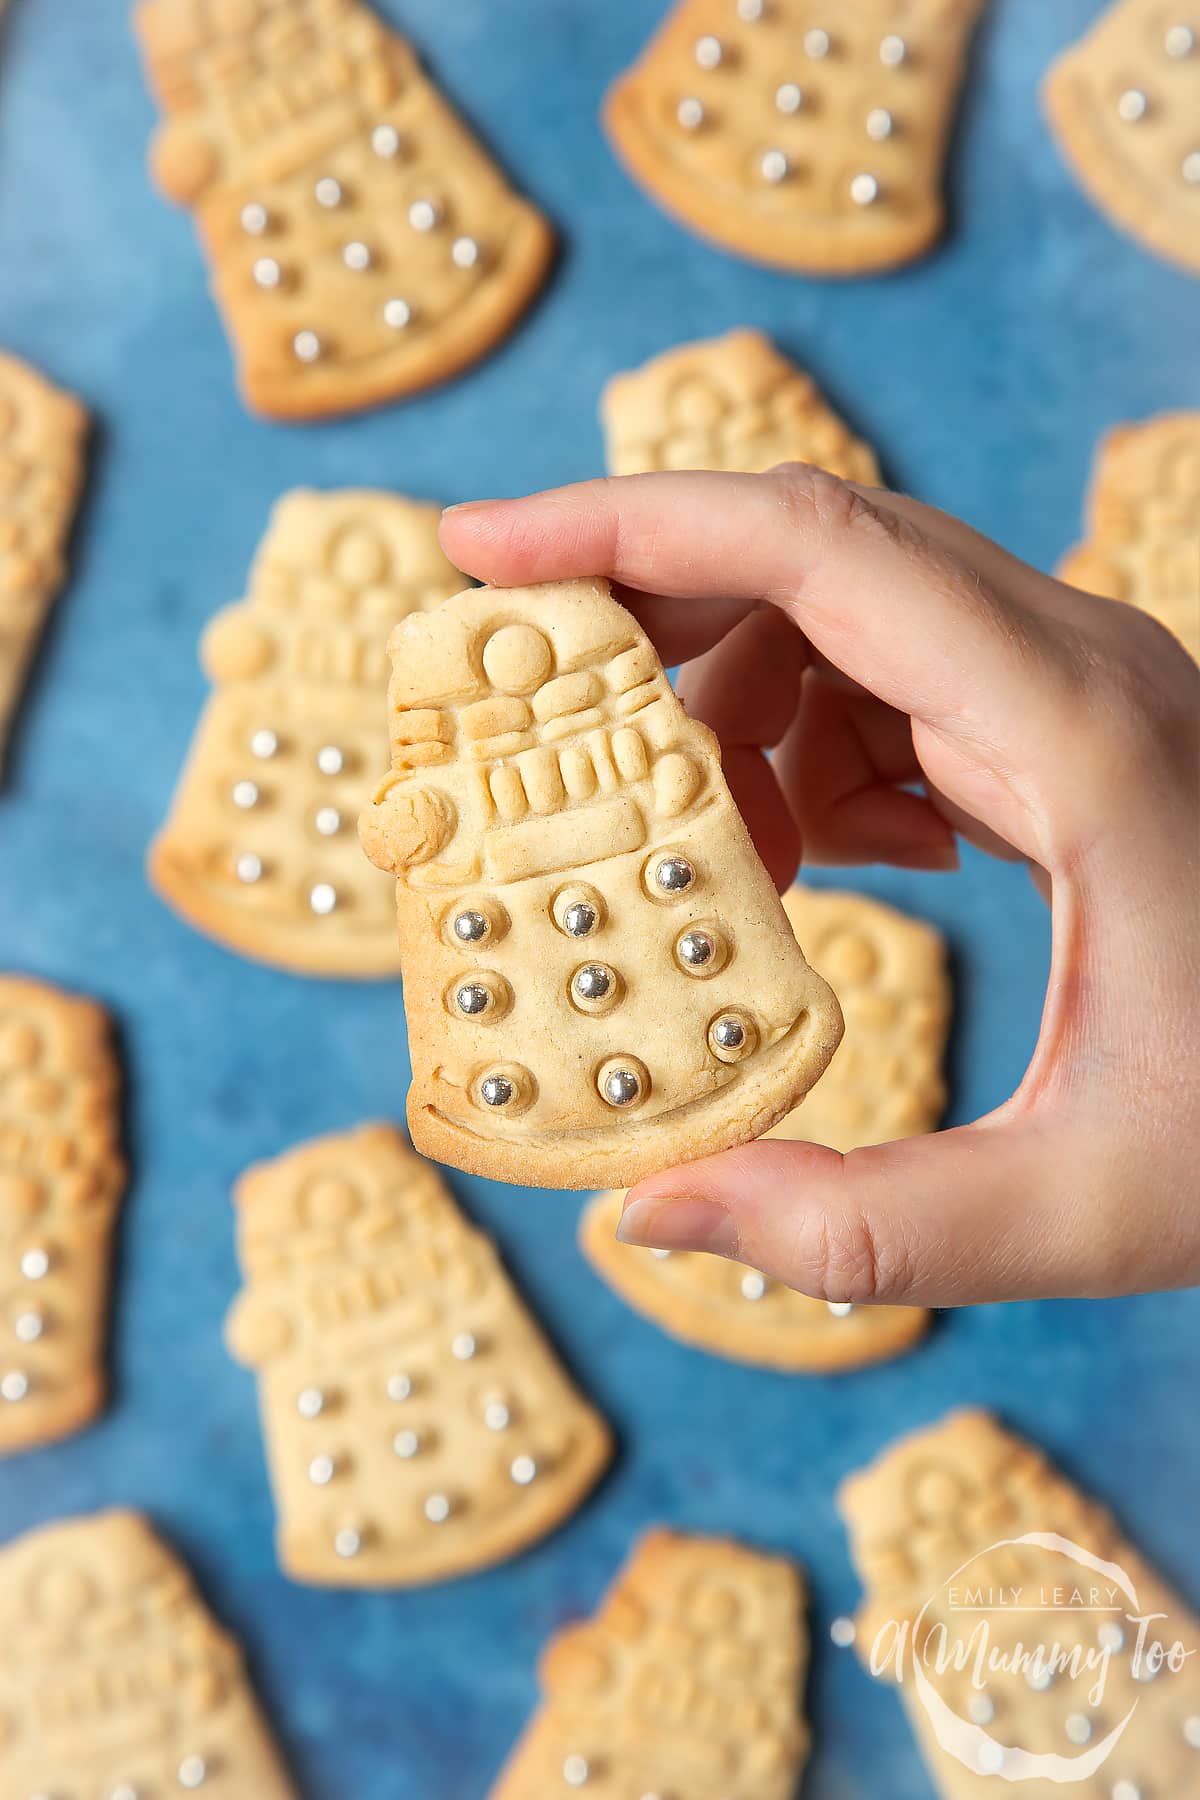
[601,327,881,482]
[489,1528,809,1800]
[840,1410,1200,1797]
[224,1123,612,1586]
[149,488,464,977]
[0,1509,295,1796]
[580,887,945,1370]
[359,579,843,1189]
[0,976,125,1454]
[134,0,553,419]
[603,0,986,274]
[1044,1,1200,276]
[1058,412,1200,665]
[0,353,88,777]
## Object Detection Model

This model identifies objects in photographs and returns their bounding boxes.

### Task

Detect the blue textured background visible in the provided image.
[1,1,1198,1795]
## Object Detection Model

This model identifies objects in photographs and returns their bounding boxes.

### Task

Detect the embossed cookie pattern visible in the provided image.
[0,976,125,1454]
[360,578,844,1188]
[225,1122,612,1585]
[149,488,465,976]
[1058,412,1200,665]
[489,1528,809,1800]
[0,352,88,776]
[1044,0,1200,276]
[134,0,554,418]
[602,328,881,482]
[604,0,986,273]
[0,1510,295,1796]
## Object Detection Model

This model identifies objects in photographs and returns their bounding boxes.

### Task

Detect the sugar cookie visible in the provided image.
[1044,0,1200,276]
[225,1122,612,1585]
[134,0,553,418]
[0,352,88,776]
[149,488,464,976]
[604,0,985,274]
[0,1509,295,1796]
[841,1409,1200,1798]
[489,1527,809,1800]
[602,328,881,482]
[1059,411,1200,665]
[360,578,843,1188]
[581,886,944,1369]
[0,975,124,1454]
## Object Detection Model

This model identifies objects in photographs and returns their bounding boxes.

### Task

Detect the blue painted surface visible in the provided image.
[0,1,1197,1794]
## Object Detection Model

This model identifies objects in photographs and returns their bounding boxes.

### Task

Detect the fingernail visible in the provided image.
[616,1195,739,1257]
[440,501,485,517]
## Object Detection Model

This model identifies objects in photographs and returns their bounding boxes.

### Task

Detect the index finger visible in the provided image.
[439,469,1050,732]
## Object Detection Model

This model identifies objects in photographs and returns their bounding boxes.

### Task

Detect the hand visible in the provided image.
[440,467,1200,1307]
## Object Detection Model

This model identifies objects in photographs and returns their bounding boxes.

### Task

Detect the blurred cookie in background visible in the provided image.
[0,1509,296,1796]
[604,0,986,273]
[225,1122,612,1586]
[149,488,464,977]
[1059,412,1200,665]
[489,1527,809,1800]
[134,0,553,418]
[0,975,124,1453]
[0,353,88,781]
[602,328,880,482]
[1044,0,1200,276]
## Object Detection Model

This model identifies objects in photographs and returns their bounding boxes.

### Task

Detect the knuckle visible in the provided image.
[807,1190,915,1305]
[768,462,881,537]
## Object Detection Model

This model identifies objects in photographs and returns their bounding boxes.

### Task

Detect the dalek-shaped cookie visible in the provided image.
[0,1509,295,1796]
[150,489,464,976]
[0,352,88,775]
[360,579,843,1188]
[605,0,985,273]
[1059,412,1200,665]
[224,1124,611,1585]
[490,1528,809,1800]
[134,0,553,418]
[602,328,881,482]
[0,977,125,1455]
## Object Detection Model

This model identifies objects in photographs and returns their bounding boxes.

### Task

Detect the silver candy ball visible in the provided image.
[452,1331,478,1361]
[480,1075,514,1107]
[293,330,322,363]
[393,1429,421,1459]
[387,1372,413,1401]
[316,743,345,776]
[235,853,263,885]
[678,931,715,968]
[296,1387,325,1419]
[760,148,790,183]
[0,1370,29,1401]
[879,32,907,65]
[694,33,723,68]
[21,1247,50,1280]
[315,176,343,207]
[510,1454,537,1485]
[454,909,490,944]
[1117,88,1148,122]
[654,855,695,893]
[573,964,613,1002]
[804,27,831,57]
[456,983,492,1016]
[372,123,401,156]
[603,1067,641,1107]
[711,1015,745,1051]
[334,1527,362,1558]
[563,900,598,937]
[309,883,338,916]
[424,1492,452,1524]
[775,82,803,115]
[677,96,705,130]
[384,297,413,329]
